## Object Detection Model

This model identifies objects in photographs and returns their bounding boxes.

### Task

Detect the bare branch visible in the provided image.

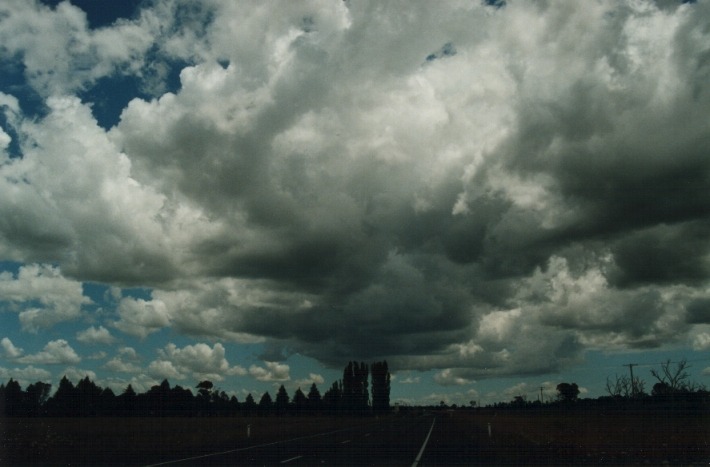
[650,359,693,392]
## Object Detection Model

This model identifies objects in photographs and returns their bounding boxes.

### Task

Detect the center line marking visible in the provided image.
[340,439,352,444]
[280,455,303,464]
[412,418,436,467]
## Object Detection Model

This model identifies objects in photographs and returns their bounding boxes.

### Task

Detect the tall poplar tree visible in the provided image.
[342,361,369,415]
[371,360,391,414]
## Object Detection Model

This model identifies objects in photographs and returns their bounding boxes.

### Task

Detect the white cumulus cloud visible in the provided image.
[76,325,115,345]
[249,361,290,382]
[150,342,246,382]
[17,339,81,365]
[1,337,23,358]
[0,264,90,332]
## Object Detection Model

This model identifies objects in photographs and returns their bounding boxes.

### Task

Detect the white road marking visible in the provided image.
[411,418,436,467]
[145,425,366,466]
[340,439,352,444]
[280,455,303,464]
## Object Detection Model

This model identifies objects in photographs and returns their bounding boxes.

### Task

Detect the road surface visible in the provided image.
[146,415,465,466]
[145,413,561,466]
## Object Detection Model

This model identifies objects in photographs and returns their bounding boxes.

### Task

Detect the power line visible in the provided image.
[630,357,710,368]
[566,357,710,371]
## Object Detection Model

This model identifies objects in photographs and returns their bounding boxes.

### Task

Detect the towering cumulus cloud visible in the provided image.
[1,0,709,384]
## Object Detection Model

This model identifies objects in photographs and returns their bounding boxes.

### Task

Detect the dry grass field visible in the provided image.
[455,408,710,464]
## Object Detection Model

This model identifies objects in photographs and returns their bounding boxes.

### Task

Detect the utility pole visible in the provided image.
[624,364,638,396]
[539,386,544,403]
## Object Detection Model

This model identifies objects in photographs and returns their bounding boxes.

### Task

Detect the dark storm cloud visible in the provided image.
[686,298,710,324]
[235,251,476,365]
[609,222,710,287]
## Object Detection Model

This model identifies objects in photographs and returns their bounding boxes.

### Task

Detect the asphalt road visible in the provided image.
[146,415,454,466]
[144,414,560,466]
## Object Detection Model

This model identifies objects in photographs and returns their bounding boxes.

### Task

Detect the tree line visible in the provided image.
[492,359,709,411]
[0,360,390,418]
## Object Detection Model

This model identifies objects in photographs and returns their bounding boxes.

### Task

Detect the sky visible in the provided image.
[1,0,709,407]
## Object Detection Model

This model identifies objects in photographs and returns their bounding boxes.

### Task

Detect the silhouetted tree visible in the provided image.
[606,374,646,399]
[195,380,214,415]
[258,391,273,416]
[307,382,321,414]
[48,376,78,416]
[511,395,527,407]
[243,393,257,415]
[322,380,342,415]
[652,382,673,397]
[342,361,369,415]
[292,387,307,416]
[77,376,102,416]
[118,384,137,416]
[371,361,391,414]
[3,379,23,416]
[650,359,698,394]
[170,384,195,416]
[146,379,172,417]
[216,390,230,412]
[123,384,137,397]
[25,381,52,416]
[275,385,290,416]
[196,380,214,398]
[229,395,240,416]
[99,387,116,415]
[556,382,580,402]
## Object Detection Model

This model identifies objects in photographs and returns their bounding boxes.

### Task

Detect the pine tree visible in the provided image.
[292,387,307,416]
[275,385,290,416]
[307,382,321,413]
[123,384,136,397]
[258,391,273,416]
[244,393,257,415]
[48,375,78,416]
[77,376,102,416]
[4,379,23,416]
[119,384,137,415]
[229,395,240,416]
[99,387,116,415]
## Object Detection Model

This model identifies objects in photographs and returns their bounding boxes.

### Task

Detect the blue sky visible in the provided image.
[1,0,710,407]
